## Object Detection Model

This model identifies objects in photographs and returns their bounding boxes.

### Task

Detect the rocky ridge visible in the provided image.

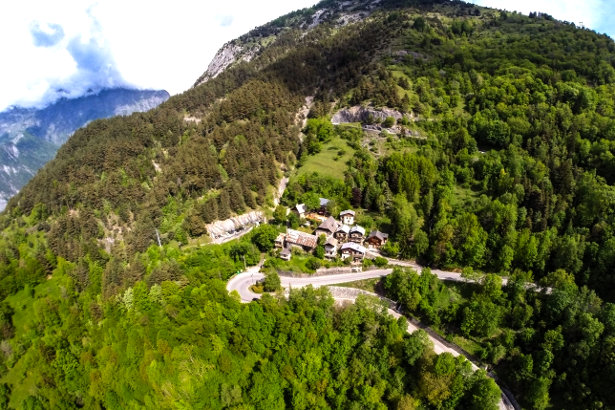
[194,0,383,86]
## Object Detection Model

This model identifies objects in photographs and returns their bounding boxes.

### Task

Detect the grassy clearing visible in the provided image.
[453,185,480,206]
[297,136,353,179]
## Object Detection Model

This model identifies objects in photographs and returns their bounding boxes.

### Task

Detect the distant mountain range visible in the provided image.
[0,88,169,210]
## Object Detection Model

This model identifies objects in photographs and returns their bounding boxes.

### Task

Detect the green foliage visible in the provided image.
[373,256,389,267]
[272,205,287,224]
[250,224,279,252]
[1,1,615,408]
[263,271,281,292]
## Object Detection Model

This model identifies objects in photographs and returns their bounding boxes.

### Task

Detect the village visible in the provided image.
[273,198,389,267]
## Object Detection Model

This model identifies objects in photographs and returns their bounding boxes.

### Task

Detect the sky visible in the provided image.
[0,0,613,112]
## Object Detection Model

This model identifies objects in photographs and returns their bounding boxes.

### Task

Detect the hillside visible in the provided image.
[0,0,615,408]
[0,88,169,210]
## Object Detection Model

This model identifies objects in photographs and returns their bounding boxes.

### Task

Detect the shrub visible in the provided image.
[374,256,389,267]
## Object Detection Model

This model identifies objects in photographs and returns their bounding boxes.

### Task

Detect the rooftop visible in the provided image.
[286,229,318,249]
[317,216,340,233]
[325,237,338,247]
[368,230,389,240]
[336,224,351,234]
[340,242,366,253]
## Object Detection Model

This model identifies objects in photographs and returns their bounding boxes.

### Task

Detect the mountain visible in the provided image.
[1,0,615,408]
[0,88,169,210]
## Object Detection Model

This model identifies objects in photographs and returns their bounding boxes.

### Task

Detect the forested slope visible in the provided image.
[0,0,615,408]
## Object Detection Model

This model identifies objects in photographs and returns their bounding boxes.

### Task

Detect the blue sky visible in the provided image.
[469,0,615,38]
[0,0,612,111]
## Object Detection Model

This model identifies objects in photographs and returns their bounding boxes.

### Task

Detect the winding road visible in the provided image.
[226,263,517,410]
[226,258,485,303]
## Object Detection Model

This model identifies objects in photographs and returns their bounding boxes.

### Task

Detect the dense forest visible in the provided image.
[0,0,615,407]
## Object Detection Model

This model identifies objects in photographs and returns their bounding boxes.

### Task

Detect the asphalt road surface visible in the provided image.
[226,264,516,410]
[227,264,472,303]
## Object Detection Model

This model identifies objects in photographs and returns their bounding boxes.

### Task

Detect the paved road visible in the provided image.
[225,267,515,409]
[227,266,469,303]
[228,268,395,302]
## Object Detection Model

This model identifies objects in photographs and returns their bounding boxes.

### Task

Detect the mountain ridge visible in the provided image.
[0,87,169,210]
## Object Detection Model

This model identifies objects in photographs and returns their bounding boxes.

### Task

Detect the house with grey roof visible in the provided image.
[315,216,340,238]
[366,230,389,248]
[348,225,366,243]
[324,237,338,259]
[339,209,355,225]
[294,203,307,219]
[334,224,351,242]
[340,242,366,262]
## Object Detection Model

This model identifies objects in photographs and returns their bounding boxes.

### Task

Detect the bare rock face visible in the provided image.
[195,42,260,86]
[193,0,383,87]
[206,211,265,239]
[331,106,406,124]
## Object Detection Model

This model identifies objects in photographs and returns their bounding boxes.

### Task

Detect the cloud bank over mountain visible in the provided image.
[26,11,128,109]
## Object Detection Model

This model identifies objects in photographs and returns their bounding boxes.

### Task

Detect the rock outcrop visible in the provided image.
[331,106,407,124]
[194,42,261,86]
[206,211,265,239]
[193,0,384,87]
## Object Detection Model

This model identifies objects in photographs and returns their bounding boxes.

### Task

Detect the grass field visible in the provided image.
[297,136,353,179]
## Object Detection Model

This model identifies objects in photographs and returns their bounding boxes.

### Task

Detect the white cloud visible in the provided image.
[0,0,318,111]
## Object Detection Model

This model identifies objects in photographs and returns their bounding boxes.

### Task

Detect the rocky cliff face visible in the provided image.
[0,88,169,210]
[193,0,382,87]
[331,106,407,124]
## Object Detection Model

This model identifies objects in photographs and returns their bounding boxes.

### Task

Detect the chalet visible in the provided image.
[340,242,366,262]
[366,230,389,248]
[348,225,366,243]
[339,209,355,225]
[318,198,330,215]
[324,237,338,259]
[315,216,340,238]
[294,203,307,219]
[334,224,350,242]
[285,229,318,252]
[274,233,286,249]
[279,247,292,261]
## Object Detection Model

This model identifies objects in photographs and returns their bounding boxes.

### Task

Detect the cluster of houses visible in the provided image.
[275,206,389,263]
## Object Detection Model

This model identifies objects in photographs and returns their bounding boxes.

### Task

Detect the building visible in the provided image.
[294,203,307,219]
[348,225,366,243]
[285,229,318,251]
[274,233,286,249]
[334,224,350,242]
[279,247,292,261]
[324,237,338,259]
[315,216,340,238]
[340,242,366,262]
[339,209,355,225]
[366,230,389,248]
